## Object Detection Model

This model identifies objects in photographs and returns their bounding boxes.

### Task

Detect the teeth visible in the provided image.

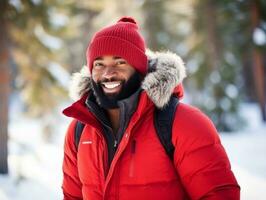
[102,82,121,89]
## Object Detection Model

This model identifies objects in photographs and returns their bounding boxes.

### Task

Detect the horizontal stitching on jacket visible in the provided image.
[119,178,179,187]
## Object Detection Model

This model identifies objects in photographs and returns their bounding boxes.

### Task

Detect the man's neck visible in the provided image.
[106,108,120,134]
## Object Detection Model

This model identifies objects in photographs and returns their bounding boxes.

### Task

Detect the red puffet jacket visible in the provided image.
[62,51,240,200]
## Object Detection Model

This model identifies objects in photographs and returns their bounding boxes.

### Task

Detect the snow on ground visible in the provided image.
[222,130,266,200]
[221,103,266,200]
[0,102,70,200]
[0,102,266,199]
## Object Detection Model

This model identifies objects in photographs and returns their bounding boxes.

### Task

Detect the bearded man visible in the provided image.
[62,17,240,200]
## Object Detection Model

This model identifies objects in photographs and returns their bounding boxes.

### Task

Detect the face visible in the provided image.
[91,55,142,109]
[92,56,136,96]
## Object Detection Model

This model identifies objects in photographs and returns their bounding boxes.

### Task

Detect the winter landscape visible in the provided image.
[1,1,266,200]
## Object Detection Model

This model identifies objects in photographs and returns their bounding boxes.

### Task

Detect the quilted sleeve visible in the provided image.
[172,104,240,200]
[62,119,83,200]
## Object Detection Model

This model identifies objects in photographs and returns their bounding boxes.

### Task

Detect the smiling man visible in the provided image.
[62,17,240,200]
[91,56,141,108]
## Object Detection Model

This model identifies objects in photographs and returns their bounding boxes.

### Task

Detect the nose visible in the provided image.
[102,63,117,80]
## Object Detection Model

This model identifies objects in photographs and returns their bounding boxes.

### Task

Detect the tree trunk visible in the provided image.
[251,0,266,121]
[203,1,222,70]
[0,0,9,174]
[142,0,165,50]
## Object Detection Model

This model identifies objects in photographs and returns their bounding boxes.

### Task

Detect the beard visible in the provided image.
[91,72,142,109]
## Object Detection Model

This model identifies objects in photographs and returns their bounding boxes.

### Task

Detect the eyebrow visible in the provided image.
[94,56,123,61]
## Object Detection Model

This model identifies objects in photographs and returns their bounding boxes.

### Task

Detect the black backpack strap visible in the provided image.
[154,96,179,160]
[74,121,85,150]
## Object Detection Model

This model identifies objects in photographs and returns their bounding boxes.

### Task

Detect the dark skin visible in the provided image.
[92,55,136,134]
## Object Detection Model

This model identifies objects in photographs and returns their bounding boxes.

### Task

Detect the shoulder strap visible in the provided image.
[154,96,179,160]
[74,121,85,150]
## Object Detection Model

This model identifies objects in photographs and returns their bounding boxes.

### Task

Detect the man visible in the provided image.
[62,17,240,200]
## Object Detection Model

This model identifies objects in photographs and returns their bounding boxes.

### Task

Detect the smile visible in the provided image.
[101,81,122,93]
[102,81,121,89]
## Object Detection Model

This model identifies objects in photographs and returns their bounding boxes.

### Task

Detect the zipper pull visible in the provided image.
[114,140,118,148]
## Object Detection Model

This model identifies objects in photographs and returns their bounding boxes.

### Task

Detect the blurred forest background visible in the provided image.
[0,0,266,176]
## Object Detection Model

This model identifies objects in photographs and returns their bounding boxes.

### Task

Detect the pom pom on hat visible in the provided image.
[117,16,137,24]
[86,16,147,75]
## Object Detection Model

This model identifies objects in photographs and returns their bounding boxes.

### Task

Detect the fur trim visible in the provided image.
[69,66,91,101]
[143,50,186,108]
[69,50,186,108]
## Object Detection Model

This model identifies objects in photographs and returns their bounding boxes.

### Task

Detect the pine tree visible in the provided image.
[0,0,100,173]
[187,0,244,131]
[250,0,266,121]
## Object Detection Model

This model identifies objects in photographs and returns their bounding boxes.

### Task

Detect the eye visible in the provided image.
[93,62,104,68]
[116,59,127,65]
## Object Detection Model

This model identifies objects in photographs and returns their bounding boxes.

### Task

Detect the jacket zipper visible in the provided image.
[114,139,118,148]
[103,121,141,199]
[102,135,109,179]
[129,139,136,177]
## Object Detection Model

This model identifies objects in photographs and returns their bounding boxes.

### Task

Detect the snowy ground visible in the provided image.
[0,103,266,200]
[221,103,266,200]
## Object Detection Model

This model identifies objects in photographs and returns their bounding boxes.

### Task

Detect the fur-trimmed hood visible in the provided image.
[69,50,186,108]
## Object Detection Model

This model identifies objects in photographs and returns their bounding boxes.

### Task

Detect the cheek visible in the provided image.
[91,70,100,82]
[126,68,136,80]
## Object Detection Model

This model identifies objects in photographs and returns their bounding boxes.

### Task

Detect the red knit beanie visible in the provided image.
[86,17,148,75]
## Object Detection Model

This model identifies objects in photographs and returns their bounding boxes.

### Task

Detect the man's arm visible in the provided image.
[62,120,83,200]
[172,104,240,200]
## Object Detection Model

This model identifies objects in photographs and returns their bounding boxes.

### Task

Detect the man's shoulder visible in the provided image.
[172,102,220,143]
[174,102,214,126]
[65,119,78,137]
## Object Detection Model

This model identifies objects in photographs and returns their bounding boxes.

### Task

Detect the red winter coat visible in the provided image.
[62,51,240,200]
